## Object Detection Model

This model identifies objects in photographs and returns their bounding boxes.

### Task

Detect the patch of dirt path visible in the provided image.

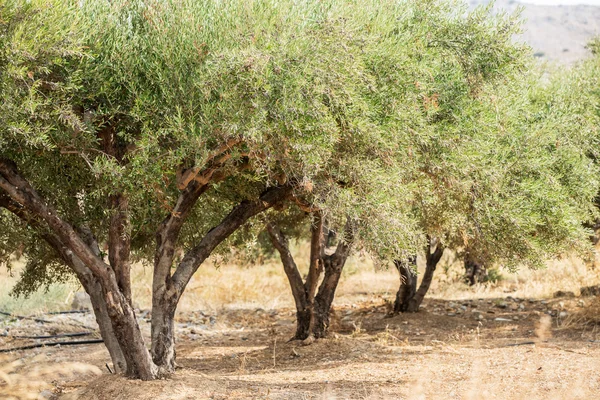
[3,297,599,399]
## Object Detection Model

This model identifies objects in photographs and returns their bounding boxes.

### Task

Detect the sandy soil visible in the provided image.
[2,294,599,400]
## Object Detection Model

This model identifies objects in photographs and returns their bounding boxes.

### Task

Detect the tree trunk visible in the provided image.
[148,185,292,367]
[102,283,159,379]
[464,253,486,286]
[311,222,353,338]
[295,309,313,340]
[266,221,313,340]
[151,299,177,371]
[108,194,132,304]
[0,196,128,374]
[405,241,444,312]
[393,257,417,313]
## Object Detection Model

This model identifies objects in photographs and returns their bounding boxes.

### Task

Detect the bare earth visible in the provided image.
[2,294,599,399]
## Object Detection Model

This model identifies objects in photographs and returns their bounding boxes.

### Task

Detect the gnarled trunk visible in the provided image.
[151,297,177,371]
[312,241,351,338]
[393,257,417,313]
[392,239,444,313]
[464,253,487,286]
[0,159,159,380]
[150,185,292,368]
[82,274,127,373]
[268,216,353,340]
[404,241,444,312]
[266,216,322,340]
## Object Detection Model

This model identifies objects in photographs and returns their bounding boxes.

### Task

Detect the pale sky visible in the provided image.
[521,0,600,5]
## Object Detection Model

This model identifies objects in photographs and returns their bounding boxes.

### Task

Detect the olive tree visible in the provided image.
[393,62,600,312]
[259,0,593,333]
[0,0,416,379]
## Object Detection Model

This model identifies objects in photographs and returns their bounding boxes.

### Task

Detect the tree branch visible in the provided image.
[108,194,132,303]
[0,158,110,279]
[266,222,308,311]
[169,184,293,298]
[176,138,243,190]
[305,212,324,300]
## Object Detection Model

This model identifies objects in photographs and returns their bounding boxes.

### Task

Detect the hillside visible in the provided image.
[470,0,600,63]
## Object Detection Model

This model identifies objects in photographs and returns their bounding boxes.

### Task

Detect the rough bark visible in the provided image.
[150,184,292,368]
[150,298,177,371]
[405,240,444,313]
[267,216,353,340]
[108,194,132,304]
[0,194,127,373]
[266,221,313,340]
[464,253,487,286]
[312,221,354,338]
[393,256,417,313]
[151,179,212,370]
[169,185,293,298]
[0,159,158,380]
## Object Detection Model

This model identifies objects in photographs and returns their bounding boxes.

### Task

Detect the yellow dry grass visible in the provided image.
[130,245,600,313]
[3,243,600,314]
[0,354,101,400]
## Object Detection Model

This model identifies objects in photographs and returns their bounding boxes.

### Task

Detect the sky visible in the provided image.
[521,0,600,5]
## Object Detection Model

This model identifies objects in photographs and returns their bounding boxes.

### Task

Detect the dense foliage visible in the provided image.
[1,0,599,379]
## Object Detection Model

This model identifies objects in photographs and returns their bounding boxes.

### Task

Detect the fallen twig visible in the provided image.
[0,332,93,339]
[0,310,95,330]
[46,310,89,315]
[0,339,104,353]
[504,341,536,347]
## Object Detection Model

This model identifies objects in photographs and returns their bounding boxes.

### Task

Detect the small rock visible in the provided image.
[40,390,54,399]
[477,314,484,320]
[494,318,512,322]
[580,285,600,297]
[301,336,315,346]
[578,299,586,307]
[71,292,92,311]
[553,290,575,298]
[513,316,519,321]
[447,313,456,317]
[497,302,508,309]
[541,300,548,305]
[559,311,568,318]
[518,304,525,311]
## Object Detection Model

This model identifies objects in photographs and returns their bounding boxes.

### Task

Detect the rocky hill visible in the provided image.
[469,0,600,64]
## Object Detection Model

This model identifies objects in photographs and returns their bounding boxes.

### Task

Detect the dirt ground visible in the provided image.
[2,293,599,400]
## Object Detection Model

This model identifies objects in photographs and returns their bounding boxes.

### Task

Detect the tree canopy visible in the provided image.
[1,0,599,379]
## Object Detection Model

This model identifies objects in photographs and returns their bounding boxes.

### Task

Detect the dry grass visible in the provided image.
[2,243,600,316]
[0,263,79,315]
[0,354,101,400]
[430,253,600,301]
[130,245,600,313]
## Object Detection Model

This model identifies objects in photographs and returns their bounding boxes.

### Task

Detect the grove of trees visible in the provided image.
[1,0,599,380]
